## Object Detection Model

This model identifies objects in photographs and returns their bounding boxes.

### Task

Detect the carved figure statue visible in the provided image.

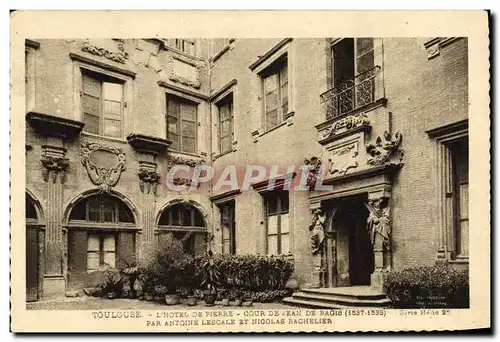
[366,131,403,166]
[309,208,326,255]
[365,198,391,250]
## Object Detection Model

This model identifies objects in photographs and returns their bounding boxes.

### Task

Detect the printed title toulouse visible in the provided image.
[166,164,332,192]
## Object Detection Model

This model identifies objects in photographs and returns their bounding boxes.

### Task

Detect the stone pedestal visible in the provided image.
[42,276,66,299]
[370,269,388,291]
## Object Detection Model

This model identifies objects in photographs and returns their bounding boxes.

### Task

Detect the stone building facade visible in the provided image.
[24,37,468,301]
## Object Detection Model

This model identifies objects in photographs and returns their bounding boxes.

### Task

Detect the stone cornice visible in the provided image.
[249,38,293,72]
[157,80,209,101]
[25,39,40,49]
[425,119,468,139]
[70,52,137,79]
[126,133,172,155]
[210,189,242,204]
[26,112,84,140]
[209,79,237,102]
[251,172,296,193]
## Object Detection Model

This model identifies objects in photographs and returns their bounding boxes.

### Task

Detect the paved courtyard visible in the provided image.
[26,296,293,310]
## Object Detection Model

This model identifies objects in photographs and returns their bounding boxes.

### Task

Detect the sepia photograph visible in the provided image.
[11,11,490,332]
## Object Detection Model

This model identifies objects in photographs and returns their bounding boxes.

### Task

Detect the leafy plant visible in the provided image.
[200,250,220,293]
[383,265,469,308]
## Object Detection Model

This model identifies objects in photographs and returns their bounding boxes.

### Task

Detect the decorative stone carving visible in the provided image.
[365,198,391,250]
[303,156,322,189]
[81,141,126,193]
[322,113,370,139]
[251,129,260,143]
[82,40,129,64]
[423,37,461,60]
[41,155,69,184]
[309,208,326,255]
[138,168,160,194]
[327,143,359,175]
[166,156,203,171]
[165,53,202,89]
[366,131,403,166]
[172,177,198,188]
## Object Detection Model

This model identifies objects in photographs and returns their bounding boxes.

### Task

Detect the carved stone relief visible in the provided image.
[138,167,161,195]
[366,131,403,166]
[303,156,322,189]
[322,113,370,140]
[81,141,126,193]
[164,53,202,89]
[166,156,203,188]
[81,39,129,64]
[327,142,360,176]
[365,198,391,251]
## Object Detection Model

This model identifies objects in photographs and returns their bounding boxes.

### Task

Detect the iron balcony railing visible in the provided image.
[320,66,383,120]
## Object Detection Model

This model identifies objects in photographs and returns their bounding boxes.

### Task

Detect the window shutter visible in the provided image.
[117,232,136,268]
[82,73,101,135]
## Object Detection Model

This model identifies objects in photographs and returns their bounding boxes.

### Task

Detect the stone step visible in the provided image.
[301,286,388,300]
[282,297,361,309]
[291,291,391,307]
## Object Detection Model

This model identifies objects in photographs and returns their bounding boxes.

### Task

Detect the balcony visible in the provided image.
[320,66,385,120]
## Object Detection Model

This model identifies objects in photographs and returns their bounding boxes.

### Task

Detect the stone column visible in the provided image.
[41,139,68,298]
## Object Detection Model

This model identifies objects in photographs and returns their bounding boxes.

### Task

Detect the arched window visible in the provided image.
[158,203,204,228]
[69,194,134,223]
[26,194,38,220]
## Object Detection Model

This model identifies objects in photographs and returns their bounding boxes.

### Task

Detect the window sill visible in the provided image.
[252,117,292,143]
[213,141,238,161]
[81,132,127,144]
[168,149,206,160]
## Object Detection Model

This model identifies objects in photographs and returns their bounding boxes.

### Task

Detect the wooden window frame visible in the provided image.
[69,196,134,224]
[331,38,375,83]
[158,204,205,230]
[216,93,234,154]
[80,69,125,138]
[219,200,236,255]
[264,191,290,255]
[166,94,198,154]
[87,232,118,272]
[261,56,289,132]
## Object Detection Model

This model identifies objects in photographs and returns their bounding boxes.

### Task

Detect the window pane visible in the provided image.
[88,235,100,251]
[281,233,290,255]
[104,252,116,267]
[104,100,121,118]
[103,118,122,138]
[265,90,278,111]
[264,74,277,92]
[88,204,100,222]
[171,207,181,226]
[220,136,232,153]
[219,104,231,121]
[167,99,180,118]
[102,200,115,222]
[223,240,232,254]
[356,50,374,74]
[221,120,231,136]
[194,210,204,227]
[83,113,100,135]
[82,94,100,115]
[103,235,116,251]
[169,134,180,150]
[458,220,469,257]
[182,103,197,122]
[83,74,101,97]
[356,38,374,56]
[182,207,193,226]
[267,215,278,234]
[279,193,289,213]
[279,65,288,85]
[87,252,100,271]
[280,213,289,233]
[182,137,196,153]
[267,235,278,255]
[103,82,122,102]
[182,120,196,139]
[266,109,279,130]
[167,116,179,134]
[460,183,469,219]
[266,196,278,215]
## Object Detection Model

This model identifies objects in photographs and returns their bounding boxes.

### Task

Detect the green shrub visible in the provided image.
[383,265,469,308]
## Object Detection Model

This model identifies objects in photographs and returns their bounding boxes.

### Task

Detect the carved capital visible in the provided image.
[366,131,403,166]
[138,168,161,194]
[41,155,69,184]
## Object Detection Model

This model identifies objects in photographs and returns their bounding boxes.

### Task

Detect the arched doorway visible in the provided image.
[26,193,44,302]
[157,202,207,256]
[66,193,137,292]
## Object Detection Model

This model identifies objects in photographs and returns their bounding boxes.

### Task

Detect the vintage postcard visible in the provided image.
[10,10,490,332]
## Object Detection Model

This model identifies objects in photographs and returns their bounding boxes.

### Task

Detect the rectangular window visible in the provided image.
[217,94,234,154]
[220,201,236,254]
[329,38,376,117]
[264,191,290,255]
[451,139,469,258]
[166,39,196,56]
[81,71,124,138]
[87,233,116,272]
[262,57,289,131]
[166,95,197,153]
